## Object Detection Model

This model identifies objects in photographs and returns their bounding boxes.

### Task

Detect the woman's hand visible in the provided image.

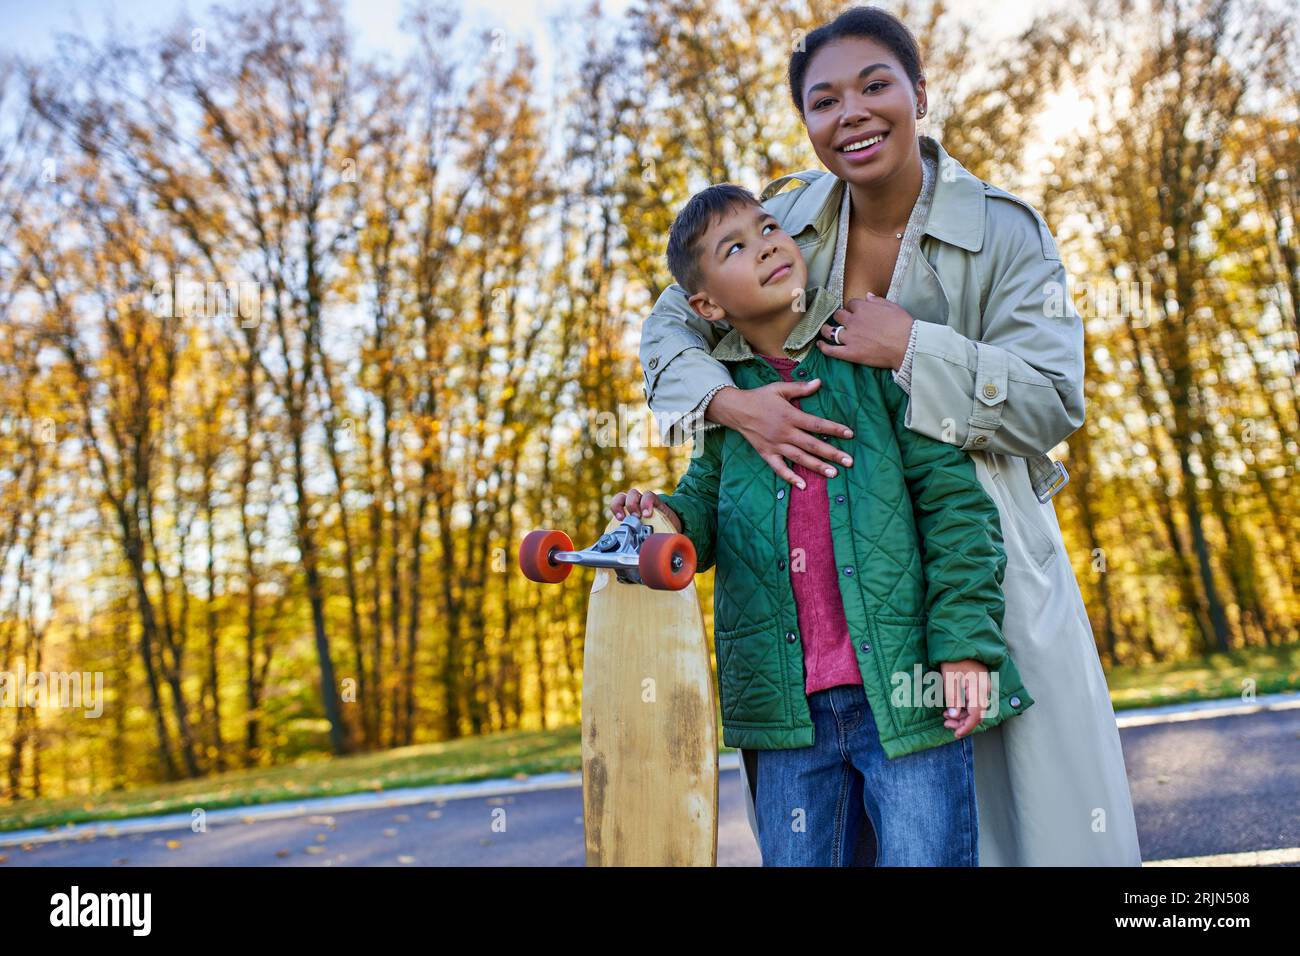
[707,380,856,490]
[938,659,992,738]
[816,293,915,370]
[608,488,682,533]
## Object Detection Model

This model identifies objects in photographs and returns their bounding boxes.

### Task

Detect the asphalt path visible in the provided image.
[1,695,1296,867]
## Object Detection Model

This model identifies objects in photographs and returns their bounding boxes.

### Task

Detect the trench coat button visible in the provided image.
[973,435,988,446]
[648,357,658,369]
[776,488,785,499]
[983,382,998,399]
[842,567,854,576]
[835,494,845,503]
[1010,695,1022,708]
[785,631,797,643]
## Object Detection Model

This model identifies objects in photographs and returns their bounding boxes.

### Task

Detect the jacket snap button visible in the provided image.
[1010,695,1021,708]
[974,435,988,445]
[777,558,786,570]
[648,357,658,369]
[785,631,797,643]
[776,488,785,499]
[842,567,854,576]
[859,641,870,653]
[796,369,807,378]
[835,494,845,503]
[983,383,998,398]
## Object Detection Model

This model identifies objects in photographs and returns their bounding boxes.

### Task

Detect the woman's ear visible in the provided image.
[914,76,928,118]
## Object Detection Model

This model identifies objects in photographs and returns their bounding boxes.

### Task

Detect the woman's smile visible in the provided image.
[837,129,890,164]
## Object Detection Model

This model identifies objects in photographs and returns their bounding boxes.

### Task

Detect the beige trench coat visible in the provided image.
[638,135,1142,865]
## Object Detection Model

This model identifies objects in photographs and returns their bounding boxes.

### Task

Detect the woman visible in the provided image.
[638,6,1142,866]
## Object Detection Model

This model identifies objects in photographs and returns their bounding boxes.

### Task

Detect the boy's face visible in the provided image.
[687,203,808,324]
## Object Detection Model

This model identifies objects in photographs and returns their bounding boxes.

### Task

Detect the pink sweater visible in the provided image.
[757,354,863,695]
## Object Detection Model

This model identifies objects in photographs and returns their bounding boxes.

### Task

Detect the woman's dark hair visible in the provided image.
[788,6,925,120]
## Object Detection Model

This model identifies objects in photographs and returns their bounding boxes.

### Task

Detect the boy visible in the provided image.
[609,184,1034,866]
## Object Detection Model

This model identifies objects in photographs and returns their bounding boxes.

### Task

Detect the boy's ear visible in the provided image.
[687,290,728,325]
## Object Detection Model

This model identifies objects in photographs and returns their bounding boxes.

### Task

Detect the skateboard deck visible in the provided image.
[518,507,718,866]
[580,512,718,866]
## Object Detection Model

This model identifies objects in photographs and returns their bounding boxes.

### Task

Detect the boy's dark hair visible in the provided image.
[788,6,924,121]
[666,183,761,295]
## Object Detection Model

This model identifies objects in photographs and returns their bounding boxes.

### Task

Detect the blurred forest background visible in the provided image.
[0,0,1296,800]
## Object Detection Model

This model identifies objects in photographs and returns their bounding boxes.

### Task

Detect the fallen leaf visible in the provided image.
[166,840,181,850]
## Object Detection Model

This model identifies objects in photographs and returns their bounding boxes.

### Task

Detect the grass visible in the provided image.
[1105,643,1300,711]
[0,725,583,834]
[1,644,1296,834]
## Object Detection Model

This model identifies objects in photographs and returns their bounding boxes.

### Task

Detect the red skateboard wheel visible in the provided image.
[639,533,696,591]
[519,529,574,583]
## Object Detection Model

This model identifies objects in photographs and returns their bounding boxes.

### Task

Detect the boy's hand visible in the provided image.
[938,659,991,738]
[609,488,682,534]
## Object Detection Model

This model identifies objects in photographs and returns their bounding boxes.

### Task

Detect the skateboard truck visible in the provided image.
[519,514,697,591]
[573,514,657,584]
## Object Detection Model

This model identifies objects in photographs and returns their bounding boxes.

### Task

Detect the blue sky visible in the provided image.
[1,0,1047,65]
[0,0,636,68]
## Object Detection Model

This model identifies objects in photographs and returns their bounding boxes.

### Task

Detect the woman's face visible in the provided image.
[800,36,925,189]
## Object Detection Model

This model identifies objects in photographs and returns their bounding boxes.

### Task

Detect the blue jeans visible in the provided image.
[753,683,978,866]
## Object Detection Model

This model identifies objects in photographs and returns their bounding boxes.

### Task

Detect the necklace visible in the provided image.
[855,217,906,241]
[830,143,938,307]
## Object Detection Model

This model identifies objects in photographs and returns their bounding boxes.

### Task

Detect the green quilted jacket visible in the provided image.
[658,285,1034,757]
